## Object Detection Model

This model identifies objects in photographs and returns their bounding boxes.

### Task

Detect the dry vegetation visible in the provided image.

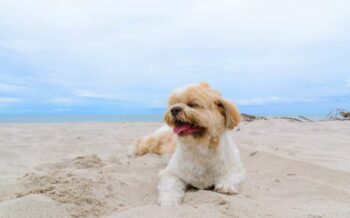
[241,108,350,123]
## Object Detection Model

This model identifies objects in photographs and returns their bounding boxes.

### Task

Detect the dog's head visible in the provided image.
[164,82,241,147]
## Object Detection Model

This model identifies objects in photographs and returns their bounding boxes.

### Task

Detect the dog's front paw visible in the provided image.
[127,138,143,157]
[158,198,180,207]
[127,143,137,157]
[214,184,238,195]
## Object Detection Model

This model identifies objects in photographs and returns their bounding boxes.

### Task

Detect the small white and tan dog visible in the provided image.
[129,82,245,206]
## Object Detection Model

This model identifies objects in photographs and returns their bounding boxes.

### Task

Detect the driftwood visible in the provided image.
[324,108,350,121]
[241,113,266,122]
[241,109,349,123]
[340,111,350,119]
[298,116,314,122]
[241,113,304,122]
[277,117,303,122]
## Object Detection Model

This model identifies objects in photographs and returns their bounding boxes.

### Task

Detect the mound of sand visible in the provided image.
[0,194,69,218]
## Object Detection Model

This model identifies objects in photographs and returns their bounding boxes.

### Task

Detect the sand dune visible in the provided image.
[0,120,349,218]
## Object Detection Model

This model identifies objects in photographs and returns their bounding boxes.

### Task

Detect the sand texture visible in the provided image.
[0,120,349,218]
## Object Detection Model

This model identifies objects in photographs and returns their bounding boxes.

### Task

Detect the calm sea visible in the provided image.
[0,115,163,123]
[0,114,325,123]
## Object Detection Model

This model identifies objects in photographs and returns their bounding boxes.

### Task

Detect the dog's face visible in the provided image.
[164,82,241,147]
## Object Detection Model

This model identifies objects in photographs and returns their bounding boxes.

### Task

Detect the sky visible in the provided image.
[0,0,349,116]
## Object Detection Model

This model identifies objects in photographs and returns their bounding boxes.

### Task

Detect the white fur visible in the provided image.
[158,129,245,206]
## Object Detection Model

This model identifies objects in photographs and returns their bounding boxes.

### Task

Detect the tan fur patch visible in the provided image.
[135,131,176,155]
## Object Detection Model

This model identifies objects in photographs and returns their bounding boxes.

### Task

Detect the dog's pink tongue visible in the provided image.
[173,124,193,135]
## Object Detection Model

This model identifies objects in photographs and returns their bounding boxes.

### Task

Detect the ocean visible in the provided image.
[0,114,164,123]
[0,114,326,123]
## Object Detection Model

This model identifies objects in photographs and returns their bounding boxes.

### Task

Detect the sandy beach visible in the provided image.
[0,120,349,218]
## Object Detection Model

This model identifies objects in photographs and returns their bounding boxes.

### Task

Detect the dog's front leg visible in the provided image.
[214,167,245,195]
[157,169,186,206]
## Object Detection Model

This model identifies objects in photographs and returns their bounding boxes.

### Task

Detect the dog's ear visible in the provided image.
[163,110,172,126]
[217,98,241,129]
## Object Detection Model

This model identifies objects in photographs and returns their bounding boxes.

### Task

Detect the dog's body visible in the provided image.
[129,82,245,206]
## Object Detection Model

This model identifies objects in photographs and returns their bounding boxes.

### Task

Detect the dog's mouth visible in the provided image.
[173,120,204,136]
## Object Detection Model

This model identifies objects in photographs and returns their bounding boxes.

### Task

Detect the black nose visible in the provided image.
[171,106,182,117]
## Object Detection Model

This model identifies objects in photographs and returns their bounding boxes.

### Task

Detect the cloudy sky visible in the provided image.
[0,0,349,116]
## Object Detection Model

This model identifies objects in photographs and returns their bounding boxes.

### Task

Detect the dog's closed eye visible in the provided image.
[216,102,224,108]
[187,103,200,108]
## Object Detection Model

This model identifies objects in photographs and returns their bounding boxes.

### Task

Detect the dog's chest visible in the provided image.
[172,146,228,189]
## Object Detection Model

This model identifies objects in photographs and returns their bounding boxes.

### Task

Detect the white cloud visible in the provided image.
[74,89,128,101]
[147,99,166,109]
[0,39,46,55]
[0,83,27,93]
[0,0,349,114]
[51,97,75,105]
[52,107,71,112]
[236,96,315,106]
[1,0,349,60]
[75,90,113,99]
[0,97,21,104]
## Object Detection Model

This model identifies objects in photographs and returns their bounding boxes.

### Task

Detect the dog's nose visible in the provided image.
[171,106,182,117]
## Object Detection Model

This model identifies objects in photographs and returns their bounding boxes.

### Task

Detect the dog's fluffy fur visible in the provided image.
[129,82,245,206]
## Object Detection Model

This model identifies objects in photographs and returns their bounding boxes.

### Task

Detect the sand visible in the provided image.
[0,120,349,218]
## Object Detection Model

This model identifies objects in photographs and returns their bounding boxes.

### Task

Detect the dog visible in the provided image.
[129,82,245,206]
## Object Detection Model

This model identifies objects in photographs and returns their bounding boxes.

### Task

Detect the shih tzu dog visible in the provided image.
[129,82,245,206]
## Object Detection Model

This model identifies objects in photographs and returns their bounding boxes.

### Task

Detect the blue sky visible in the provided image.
[0,0,349,116]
